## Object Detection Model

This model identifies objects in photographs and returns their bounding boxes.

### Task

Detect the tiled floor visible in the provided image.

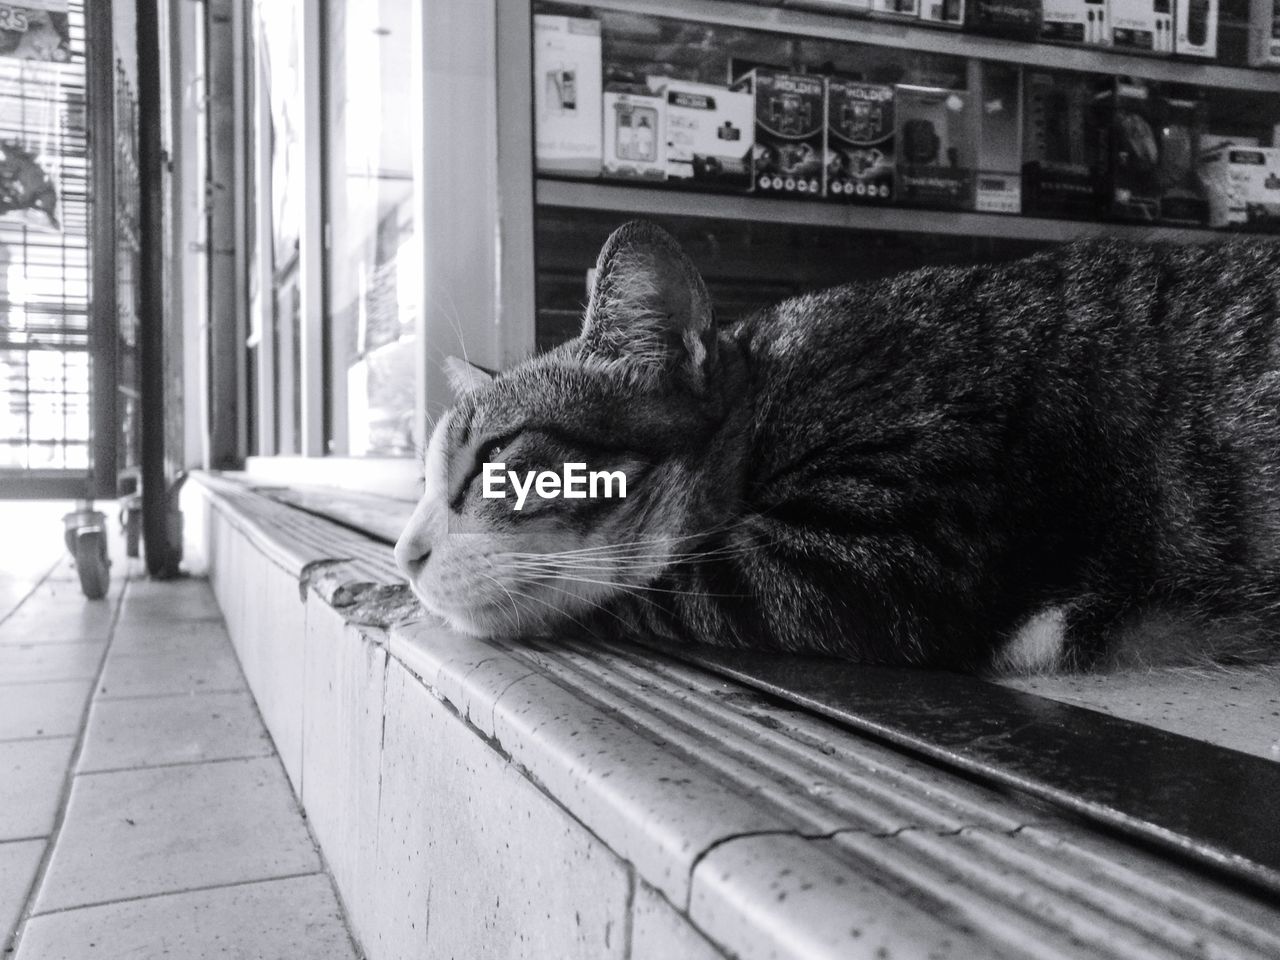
[0,504,357,959]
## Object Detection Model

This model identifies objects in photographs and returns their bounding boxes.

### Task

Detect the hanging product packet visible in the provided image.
[0,0,71,62]
[0,0,73,232]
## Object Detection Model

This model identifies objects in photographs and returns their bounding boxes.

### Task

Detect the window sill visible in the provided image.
[182,471,1280,960]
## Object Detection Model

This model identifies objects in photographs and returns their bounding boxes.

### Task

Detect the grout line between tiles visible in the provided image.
[94,686,247,702]
[0,734,77,746]
[0,558,63,630]
[5,560,134,955]
[25,869,328,920]
[76,752,276,778]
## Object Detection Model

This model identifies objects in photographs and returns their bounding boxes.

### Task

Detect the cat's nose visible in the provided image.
[394,531,432,577]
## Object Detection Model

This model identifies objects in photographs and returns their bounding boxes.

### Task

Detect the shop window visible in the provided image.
[322,0,420,458]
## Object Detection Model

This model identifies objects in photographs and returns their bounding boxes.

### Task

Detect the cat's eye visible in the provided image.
[483,440,505,463]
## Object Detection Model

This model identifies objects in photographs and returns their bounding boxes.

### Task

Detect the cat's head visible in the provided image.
[394,221,742,637]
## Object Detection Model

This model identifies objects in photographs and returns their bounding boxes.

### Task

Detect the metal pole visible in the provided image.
[137,0,180,576]
[86,0,118,500]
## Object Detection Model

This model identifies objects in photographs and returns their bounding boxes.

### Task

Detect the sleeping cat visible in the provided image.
[395,220,1280,673]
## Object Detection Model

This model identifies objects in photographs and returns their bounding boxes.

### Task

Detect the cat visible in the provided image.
[395,220,1280,674]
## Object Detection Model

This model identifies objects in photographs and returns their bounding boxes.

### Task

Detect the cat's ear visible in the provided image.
[443,357,493,397]
[581,220,717,392]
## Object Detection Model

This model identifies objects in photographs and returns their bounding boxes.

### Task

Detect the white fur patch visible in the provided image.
[994,605,1067,674]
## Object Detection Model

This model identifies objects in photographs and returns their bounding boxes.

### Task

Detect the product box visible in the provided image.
[1200,144,1280,227]
[1021,69,1107,218]
[920,0,965,24]
[872,0,920,16]
[1175,0,1218,57]
[734,68,827,197]
[1248,0,1280,66]
[1041,0,1111,44]
[1156,92,1208,224]
[1110,0,1174,52]
[894,85,975,209]
[966,0,1043,39]
[602,89,665,181]
[533,15,603,177]
[1095,78,1160,221]
[649,78,754,191]
[972,63,1022,214]
[825,79,894,202]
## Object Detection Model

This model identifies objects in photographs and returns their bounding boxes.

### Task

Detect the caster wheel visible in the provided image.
[74,527,110,600]
[124,507,141,558]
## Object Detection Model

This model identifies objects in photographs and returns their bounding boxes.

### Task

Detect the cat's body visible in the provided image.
[395,222,1280,673]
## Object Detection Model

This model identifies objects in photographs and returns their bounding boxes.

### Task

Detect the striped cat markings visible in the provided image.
[396,221,1280,674]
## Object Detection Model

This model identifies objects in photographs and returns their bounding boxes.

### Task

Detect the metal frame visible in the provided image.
[298,0,324,457]
[86,0,119,500]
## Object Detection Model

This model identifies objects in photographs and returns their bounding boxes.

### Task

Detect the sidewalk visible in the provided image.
[0,506,358,959]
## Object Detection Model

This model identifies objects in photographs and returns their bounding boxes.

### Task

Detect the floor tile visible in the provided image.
[0,642,105,685]
[0,682,93,740]
[0,737,75,840]
[109,617,231,657]
[118,581,223,623]
[34,756,321,913]
[79,691,273,773]
[0,595,117,645]
[0,839,44,950]
[95,644,245,699]
[16,874,356,960]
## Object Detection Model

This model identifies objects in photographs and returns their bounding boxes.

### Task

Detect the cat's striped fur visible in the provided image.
[396,221,1280,673]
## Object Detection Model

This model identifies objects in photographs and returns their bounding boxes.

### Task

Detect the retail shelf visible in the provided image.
[578,0,1280,92]
[537,178,1229,244]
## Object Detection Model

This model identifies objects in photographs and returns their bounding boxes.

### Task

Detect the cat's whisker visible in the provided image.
[479,572,524,633]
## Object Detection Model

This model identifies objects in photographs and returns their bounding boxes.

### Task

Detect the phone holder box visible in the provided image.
[826,79,894,203]
[735,68,827,198]
[649,78,754,191]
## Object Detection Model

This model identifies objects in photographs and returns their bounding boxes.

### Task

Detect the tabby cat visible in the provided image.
[395,220,1280,673]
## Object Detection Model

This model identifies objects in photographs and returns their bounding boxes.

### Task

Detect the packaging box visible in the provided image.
[825,79,894,202]
[966,0,1043,39]
[735,68,827,198]
[602,90,665,181]
[1175,0,1218,57]
[1200,144,1280,228]
[1096,78,1159,221]
[649,79,754,191]
[533,15,603,177]
[1156,92,1208,224]
[1248,0,1280,66]
[872,0,920,16]
[972,63,1022,214]
[1110,0,1174,53]
[1041,0,1111,44]
[1021,70,1106,218]
[894,85,975,209]
[920,0,965,25]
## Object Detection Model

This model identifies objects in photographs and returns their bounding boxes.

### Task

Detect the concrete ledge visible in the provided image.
[183,472,1280,960]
